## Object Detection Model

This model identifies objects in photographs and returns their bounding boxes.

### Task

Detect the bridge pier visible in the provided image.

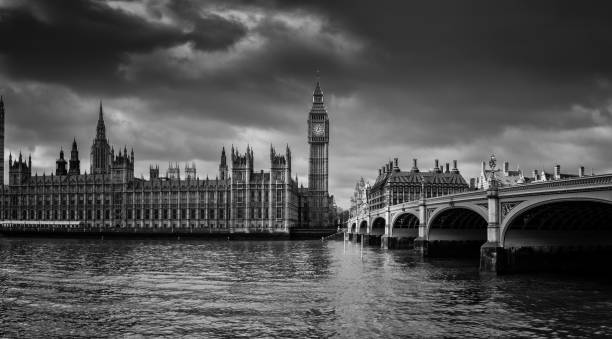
[361,234,382,246]
[479,242,504,273]
[414,200,429,255]
[414,238,428,255]
[381,236,414,249]
[480,182,503,273]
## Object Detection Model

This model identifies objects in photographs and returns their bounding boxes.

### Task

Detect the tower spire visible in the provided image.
[313,79,324,103]
[96,101,106,140]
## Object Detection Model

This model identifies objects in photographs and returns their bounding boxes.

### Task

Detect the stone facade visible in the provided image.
[0,83,335,231]
[352,158,469,215]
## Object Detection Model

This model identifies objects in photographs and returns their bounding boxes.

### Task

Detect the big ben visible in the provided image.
[307,81,330,226]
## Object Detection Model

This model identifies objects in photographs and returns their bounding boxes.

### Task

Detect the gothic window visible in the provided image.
[276,207,283,219]
[277,190,283,202]
[209,209,215,219]
[218,209,224,219]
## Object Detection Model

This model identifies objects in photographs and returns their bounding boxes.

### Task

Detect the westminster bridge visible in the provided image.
[346,173,612,274]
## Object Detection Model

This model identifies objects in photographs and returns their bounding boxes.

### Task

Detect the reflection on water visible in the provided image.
[1,237,611,337]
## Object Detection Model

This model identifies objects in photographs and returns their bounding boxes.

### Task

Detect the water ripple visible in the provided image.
[1,238,612,337]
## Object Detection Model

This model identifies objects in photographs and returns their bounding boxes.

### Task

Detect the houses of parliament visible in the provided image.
[0,82,335,232]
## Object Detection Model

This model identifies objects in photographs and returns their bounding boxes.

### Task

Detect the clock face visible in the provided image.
[312,123,325,136]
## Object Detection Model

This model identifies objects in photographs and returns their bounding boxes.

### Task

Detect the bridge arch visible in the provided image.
[370,217,386,236]
[426,206,488,256]
[426,205,488,237]
[358,220,368,234]
[390,210,420,227]
[391,212,420,238]
[501,197,612,248]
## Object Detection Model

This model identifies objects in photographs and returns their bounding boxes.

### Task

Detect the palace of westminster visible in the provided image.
[0,82,335,231]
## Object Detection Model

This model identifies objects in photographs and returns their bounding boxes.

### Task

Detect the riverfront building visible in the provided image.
[0,83,335,232]
[350,158,469,218]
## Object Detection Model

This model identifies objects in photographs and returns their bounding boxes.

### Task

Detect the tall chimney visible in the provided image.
[532,169,538,181]
[378,168,382,176]
[444,162,450,173]
[503,161,509,174]
[434,159,439,172]
[579,166,585,177]
[411,158,419,173]
[393,158,400,172]
[554,164,561,180]
[452,160,459,173]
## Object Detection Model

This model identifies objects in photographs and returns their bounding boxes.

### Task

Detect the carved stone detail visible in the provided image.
[501,201,524,220]
[426,207,436,221]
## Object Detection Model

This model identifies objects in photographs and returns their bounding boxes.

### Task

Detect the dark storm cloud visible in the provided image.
[0,0,246,92]
[1,0,612,206]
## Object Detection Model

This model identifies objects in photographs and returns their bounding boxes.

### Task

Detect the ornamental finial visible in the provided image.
[488,153,500,188]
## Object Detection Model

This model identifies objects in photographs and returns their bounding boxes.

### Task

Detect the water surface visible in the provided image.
[1,238,611,337]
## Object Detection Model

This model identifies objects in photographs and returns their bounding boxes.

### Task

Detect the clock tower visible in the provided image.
[307,81,330,226]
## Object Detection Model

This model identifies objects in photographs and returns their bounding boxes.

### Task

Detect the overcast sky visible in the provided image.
[1,0,612,208]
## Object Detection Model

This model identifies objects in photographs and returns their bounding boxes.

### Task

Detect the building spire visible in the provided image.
[313,79,324,103]
[96,101,106,140]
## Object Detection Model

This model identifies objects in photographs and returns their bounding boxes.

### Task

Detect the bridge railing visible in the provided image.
[499,173,612,193]
[352,173,612,219]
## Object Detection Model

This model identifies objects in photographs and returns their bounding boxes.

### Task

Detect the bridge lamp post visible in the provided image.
[480,154,504,273]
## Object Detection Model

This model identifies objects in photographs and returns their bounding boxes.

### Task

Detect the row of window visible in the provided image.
[3,190,287,204]
[4,206,287,221]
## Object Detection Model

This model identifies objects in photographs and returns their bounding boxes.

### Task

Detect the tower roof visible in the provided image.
[96,101,106,140]
[313,81,324,103]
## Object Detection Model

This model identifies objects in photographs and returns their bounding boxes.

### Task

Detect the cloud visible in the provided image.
[0,0,246,93]
[1,0,612,208]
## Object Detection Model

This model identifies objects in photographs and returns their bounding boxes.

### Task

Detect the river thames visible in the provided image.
[1,238,611,338]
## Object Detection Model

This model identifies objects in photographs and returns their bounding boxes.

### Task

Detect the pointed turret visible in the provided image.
[313,81,324,103]
[91,101,112,174]
[56,147,67,176]
[219,146,228,180]
[96,101,106,140]
[69,137,80,175]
